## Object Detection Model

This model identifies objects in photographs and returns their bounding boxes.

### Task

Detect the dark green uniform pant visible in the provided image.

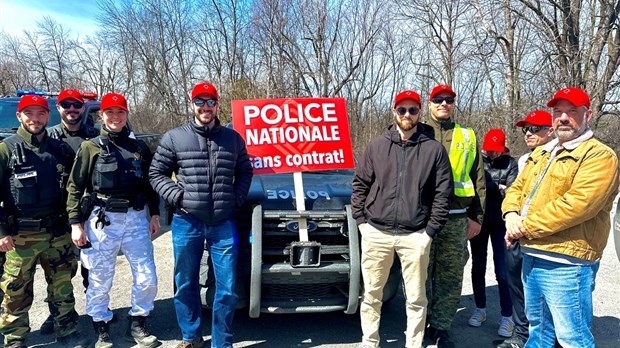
[426,215,469,331]
[0,230,78,345]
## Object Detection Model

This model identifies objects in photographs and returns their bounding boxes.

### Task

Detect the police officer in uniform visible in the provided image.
[66,92,160,348]
[0,95,87,348]
[49,88,100,153]
[35,89,103,335]
[424,85,486,348]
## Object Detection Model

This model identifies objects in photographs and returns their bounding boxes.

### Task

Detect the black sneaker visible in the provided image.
[435,329,455,348]
[497,336,526,348]
[57,331,89,348]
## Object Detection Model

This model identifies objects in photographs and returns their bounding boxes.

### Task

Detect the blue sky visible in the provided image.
[0,0,100,38]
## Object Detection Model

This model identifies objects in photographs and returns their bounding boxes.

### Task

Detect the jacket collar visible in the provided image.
[542,128,593,153]
[17,126,48,147]
[191,117,221,137]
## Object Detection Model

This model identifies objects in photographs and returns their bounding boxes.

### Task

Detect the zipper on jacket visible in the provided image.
[207,137,215,220]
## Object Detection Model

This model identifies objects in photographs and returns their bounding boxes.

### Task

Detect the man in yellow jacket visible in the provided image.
[502,87,619,348]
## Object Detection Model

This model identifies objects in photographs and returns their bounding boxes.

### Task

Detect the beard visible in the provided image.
[22,120,47,135]
[555,114,587,142]
[395,115,417,131]
[61,112,81,125]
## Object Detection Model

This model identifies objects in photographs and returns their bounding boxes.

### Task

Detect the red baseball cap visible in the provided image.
[18,95,50,112]
[482,129,506,152]
[429,85,457,99]
[547,87,590,108]
[515,110,552,127]
[57,89,84,103]
[100,93,128,111]
[191,82,219,100]
[394,90,421,107]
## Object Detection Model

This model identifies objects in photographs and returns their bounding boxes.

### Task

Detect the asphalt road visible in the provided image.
[12,218,620,348]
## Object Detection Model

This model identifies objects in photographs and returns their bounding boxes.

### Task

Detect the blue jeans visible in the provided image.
[172,211,238,348]
[522,254,599,348]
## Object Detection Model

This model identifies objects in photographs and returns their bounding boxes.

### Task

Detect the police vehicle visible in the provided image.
[0,89,100,140]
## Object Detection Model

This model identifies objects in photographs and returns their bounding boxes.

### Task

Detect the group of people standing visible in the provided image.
[0,81,616,348]
[352,85,619,348]
[0,82,253,348]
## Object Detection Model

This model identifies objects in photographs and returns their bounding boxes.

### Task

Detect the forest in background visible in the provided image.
[1,0,619,157]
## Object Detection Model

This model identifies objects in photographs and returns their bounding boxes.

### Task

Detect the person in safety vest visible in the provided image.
[66,92,161,348]
[36,89,106,336]
[423,85,486,348]
[352,90,453,348]
[0,95,88,348]
[502,87,618,348]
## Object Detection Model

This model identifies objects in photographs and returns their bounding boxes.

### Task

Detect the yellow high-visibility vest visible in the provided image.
[449,124,476,197]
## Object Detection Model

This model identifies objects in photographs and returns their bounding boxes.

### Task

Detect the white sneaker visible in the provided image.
[467,308,486,327]
[498,316,515,337]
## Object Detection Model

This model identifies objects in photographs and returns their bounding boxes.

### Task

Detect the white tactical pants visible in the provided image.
[82,206,158,322]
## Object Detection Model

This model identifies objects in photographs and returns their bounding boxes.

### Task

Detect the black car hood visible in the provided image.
[247,171,354,211]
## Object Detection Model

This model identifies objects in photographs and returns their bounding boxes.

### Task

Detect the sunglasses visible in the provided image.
[59,101,84,109]
[431,97,455,105]
[193,98,217,107]
[522,126,549,134]
[395,107,420,116]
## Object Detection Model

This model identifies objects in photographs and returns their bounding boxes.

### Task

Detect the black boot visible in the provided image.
[124,316,161,348]
[39,314,54,335]
[93,321,114,348]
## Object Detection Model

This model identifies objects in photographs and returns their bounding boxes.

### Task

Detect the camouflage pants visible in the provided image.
[0,230,78,345]
[426,215,468,331]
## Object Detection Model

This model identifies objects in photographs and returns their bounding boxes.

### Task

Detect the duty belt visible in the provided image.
[95,197,131,213]
[16,215,66,232]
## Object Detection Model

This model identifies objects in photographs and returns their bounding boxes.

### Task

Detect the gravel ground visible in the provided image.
[9,213,620,348]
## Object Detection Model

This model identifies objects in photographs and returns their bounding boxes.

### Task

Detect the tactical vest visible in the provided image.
[90,135,149,200]
[2,135,73,218]
[49,124,100,154]
[449,124,476,197]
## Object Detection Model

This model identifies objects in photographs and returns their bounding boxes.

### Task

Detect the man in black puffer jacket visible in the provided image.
[149,82,253,348]
[352,90,452,348]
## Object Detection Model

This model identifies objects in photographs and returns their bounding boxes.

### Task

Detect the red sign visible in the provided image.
[232,98,355,175]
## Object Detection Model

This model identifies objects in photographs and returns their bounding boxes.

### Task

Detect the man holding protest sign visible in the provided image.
[352,90,453,348]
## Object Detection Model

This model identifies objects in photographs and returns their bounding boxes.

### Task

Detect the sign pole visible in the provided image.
[293,171,309,241]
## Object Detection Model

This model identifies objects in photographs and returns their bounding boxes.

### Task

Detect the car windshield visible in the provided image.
[0,98,62,129]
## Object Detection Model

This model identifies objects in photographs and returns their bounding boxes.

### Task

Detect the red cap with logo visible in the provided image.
[429,85,457,99]
[18,95,50,112]
[482,129,506,153]
[100,93,128,111]
[547,87,590,108]
[191,82,219,100]
[394,90,421,107]
[515,110,552,127]
[57,89,84,103]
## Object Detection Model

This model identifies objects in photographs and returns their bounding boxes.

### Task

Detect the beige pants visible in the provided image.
[359,223,433,348]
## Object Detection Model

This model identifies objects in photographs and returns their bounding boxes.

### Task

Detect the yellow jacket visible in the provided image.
[502,132,619,261]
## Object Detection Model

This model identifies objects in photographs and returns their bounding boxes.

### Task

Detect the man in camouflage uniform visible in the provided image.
[0,95,87,348]
[424,85,486,348]
[35,89,102,335]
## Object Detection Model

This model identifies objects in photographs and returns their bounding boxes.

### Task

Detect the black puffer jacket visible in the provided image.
[149,118,253,225]
[483,153,518,229]
[351,123,453,237]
